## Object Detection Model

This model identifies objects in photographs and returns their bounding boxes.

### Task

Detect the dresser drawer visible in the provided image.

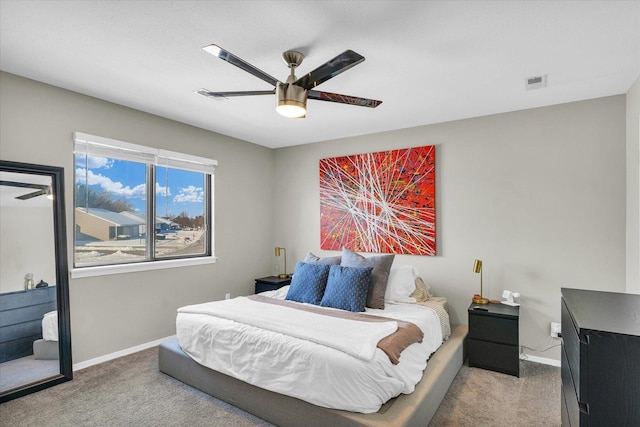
[469,313,518,346]
[561,388,570,427]
[561,300,582,399]
[561,344,580,427]
[255,282,285,293]
[468,338,519,376]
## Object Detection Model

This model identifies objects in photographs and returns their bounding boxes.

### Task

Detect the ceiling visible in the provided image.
[1,1,638,149]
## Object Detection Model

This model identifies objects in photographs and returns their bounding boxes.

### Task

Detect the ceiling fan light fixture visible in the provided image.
[276,82,307,118]
[199,45,381,118]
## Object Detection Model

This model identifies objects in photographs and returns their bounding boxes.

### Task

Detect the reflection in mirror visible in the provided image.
[0,161,71,403]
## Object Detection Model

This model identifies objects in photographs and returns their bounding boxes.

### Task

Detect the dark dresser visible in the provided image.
[468,302,520,377]
[561,288,640,427]
[0,286,57,363]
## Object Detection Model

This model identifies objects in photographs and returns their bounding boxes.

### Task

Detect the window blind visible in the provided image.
[73,132,217,173]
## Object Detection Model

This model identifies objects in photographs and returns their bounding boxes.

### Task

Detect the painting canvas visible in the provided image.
[319,145,436,256]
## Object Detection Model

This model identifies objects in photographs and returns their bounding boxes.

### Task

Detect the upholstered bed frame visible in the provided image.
[159,324,466,426]
[33,339,59,360]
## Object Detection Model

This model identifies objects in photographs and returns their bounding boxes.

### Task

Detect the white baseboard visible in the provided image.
[73,335,176,371]
[519,353,561,367]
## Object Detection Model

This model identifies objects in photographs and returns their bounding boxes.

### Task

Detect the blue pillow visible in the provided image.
[320,265,373,312]
[285,262,330,305]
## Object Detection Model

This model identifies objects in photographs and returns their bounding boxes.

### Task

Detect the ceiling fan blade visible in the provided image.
[308,90,382,108]
[1,180,50,200]
[294,50,365,90]
[16,189,47,200]
[203,44,280,88]
[195,89,275,100]
[0,180,48,190]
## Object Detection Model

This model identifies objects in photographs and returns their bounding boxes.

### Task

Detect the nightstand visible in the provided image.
[254,276,291,294]
[468,302,520,377]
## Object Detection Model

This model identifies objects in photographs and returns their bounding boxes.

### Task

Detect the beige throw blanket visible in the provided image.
[248,294,424,364]
[409,278,451,340]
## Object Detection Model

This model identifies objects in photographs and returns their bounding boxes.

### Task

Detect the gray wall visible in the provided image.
[0,206,56,293]
[273,95,627,362]
[626,76,640,294]
[1,69,633,365]
[0,71,276,363]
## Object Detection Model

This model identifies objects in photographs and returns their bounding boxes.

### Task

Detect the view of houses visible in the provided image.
[75,207,204,264]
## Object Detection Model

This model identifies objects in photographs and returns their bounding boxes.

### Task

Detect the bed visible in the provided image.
[160,253,466,426]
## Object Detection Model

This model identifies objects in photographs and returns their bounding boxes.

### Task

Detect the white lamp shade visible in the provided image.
[276,82,307,118]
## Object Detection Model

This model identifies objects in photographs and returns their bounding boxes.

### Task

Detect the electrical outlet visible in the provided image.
[225,293,230,300]
[550,322,561,338]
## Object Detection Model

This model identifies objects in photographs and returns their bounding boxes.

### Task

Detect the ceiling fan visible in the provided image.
[0,180,52,200]
[196,44,382,118]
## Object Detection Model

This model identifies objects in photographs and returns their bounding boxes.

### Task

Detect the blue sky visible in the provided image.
[75,155,205,217]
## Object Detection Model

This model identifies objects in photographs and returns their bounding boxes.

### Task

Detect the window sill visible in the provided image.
[70,255,217,279]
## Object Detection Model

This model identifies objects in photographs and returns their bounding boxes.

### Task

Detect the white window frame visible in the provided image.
[70,132,217,279]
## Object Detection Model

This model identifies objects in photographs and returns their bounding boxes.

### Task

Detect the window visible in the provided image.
[72,132,216,277]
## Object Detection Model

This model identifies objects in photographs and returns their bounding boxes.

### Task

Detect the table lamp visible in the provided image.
[275,247,288,279]
[473,259,489,304]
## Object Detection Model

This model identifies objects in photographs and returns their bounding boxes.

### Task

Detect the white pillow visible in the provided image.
[385,265,418,303]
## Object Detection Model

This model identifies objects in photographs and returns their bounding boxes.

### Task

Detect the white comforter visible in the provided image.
[42,310,58,341]
[176,286,443,413]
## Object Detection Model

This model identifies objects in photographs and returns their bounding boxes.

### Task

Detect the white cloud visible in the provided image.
[173,185,203,203]
[156,182,171,197]
[75,168,146,198]
[75,155,113,169]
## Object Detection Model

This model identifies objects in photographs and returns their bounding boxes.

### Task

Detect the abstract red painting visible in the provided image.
[319,145,436,255]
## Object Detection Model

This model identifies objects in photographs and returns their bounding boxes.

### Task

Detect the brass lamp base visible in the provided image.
[472,297,490,304]
[278,273,288,279]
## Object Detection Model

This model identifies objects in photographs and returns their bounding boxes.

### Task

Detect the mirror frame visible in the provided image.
[0,160,72,403]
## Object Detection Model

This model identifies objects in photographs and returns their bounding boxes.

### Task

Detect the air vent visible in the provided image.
[525,74,547,90]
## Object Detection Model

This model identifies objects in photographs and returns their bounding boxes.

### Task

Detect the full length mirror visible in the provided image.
[0,160,72,403]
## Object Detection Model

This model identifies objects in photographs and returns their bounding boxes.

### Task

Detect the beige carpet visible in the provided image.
[0,347,560,426]
[0,347,271,427]
[429,359,561,426]
[0,355,59,393]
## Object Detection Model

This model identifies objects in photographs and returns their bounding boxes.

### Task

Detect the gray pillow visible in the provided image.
[304,251,341,265]
[340,248,395,310]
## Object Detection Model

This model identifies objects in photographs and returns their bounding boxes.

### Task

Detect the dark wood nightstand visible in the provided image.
[254,276,291,294]
[468,302,520,377]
